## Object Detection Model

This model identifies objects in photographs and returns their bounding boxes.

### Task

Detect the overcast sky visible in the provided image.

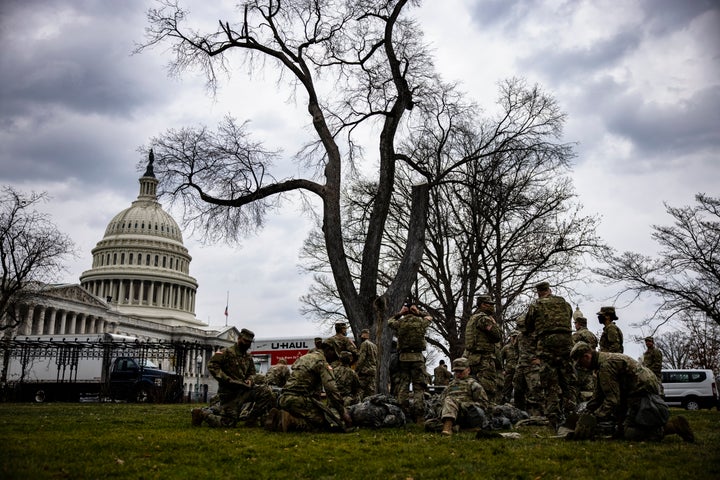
[1,0,718,359]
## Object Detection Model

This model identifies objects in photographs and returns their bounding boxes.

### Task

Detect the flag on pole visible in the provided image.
[224,305,228,317]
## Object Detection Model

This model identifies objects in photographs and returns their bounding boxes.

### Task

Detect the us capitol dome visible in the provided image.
[79,151,203,327]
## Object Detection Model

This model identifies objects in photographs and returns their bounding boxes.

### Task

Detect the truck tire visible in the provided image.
[34,390,46,403]
[133,385,155,403]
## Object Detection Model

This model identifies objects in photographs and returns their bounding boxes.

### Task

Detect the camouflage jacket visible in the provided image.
[500,342,519,372]
[572,327,599,349]
[388,313,430,355]
[331,333,358,360]
[283,350,345,414]
[356,339,378,377]
[642,347,663,378]
[515,330,537,368]
[265,363,291,388]
[525,294,573,338]
[599,322,624,353]
[433,365,453,386]
[587,352,660,419]
[463,311,502,354]
[334,364,361,403]
[208,344,256,392]
[441,375,490,410]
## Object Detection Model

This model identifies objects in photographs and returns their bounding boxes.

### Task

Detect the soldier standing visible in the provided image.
[642,336,663,384]
[433,360,453,388]
[462,294,503,402]
[440,358,490,436]
[388,299,431,425]
[524,281,577,428]
[356,328,378,399]
[191,328,273,428]
[597,306,624,353]
[330,321,358,366]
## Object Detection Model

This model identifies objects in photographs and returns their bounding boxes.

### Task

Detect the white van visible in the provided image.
[661,369,719,410]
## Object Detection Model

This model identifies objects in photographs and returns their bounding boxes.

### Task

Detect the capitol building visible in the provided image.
[1,153,238,400]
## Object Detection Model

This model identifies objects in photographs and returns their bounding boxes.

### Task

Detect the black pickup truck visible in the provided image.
[11,356,183,403]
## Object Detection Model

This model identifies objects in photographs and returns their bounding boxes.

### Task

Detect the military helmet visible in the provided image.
[596,306,618,320]
[452,357,470,372]
[570,341,593,361]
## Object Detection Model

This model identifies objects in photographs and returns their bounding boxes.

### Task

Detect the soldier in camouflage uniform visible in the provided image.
[265,358,291,388]
[329,322,358,366]
[462,294,503,403]
[642,336,663,384]
[499,331,519,404]
[597,306,624,353]
[433,360,453,387]
[388,300,431,424]
[440,357,491,436]
[513,314,543,415]
[275,339,352,432]
[356,328,378,399]
[571,342,694,442]
[334,351,361,406]
[524,281,577,427]
[572,316,598,401]
[191,328,273,428]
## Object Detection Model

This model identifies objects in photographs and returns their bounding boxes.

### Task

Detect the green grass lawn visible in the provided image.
[0,403,718,479]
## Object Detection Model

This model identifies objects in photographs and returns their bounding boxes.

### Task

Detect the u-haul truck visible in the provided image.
[249,337,315,373]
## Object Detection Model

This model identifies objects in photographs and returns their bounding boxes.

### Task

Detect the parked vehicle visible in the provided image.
[662,369,718,410]
[4,334,183,403]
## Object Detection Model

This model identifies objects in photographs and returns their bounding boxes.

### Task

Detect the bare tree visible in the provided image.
[140,1,434,392]
[299,80,608,359]
[0,187,75,331]
[596,194,720,327]
[654,330,691,369]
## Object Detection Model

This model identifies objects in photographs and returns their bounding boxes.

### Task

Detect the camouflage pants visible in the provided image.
[537,334,577,422]
[278,392,343,431]
[204,384,274,427]
[358,371,377,400]
[396,360,427,417]
[467,353,499,403]
[501,368,516,404]
[513,364,543,415]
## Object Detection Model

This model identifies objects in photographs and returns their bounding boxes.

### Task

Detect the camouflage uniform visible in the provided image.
[525,284,577,424]
[278,350,347,431]
[499,334,519,404]
[513,316,543,415]
[600,322,624,353]
[265,362,291,388]
[433,363,453,386]
[203,341,274,427]
[583,350,664,439]
[440,363,490,427]
[388,308,431,420]
[642,338,663,384]
[572,324,598,401]
[334,353,361,406]
[356,335,378,399]
[329,322,358,367]
[463,307,502,402]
